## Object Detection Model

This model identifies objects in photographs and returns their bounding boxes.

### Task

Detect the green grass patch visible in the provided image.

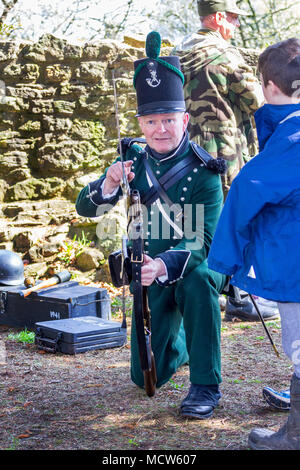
[7,329,35,344]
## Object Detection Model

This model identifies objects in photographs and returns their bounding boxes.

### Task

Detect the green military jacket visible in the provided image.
[175,29,264,194]
[76,138,224,285]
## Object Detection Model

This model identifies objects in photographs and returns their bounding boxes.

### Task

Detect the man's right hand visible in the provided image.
[102,160,135,195]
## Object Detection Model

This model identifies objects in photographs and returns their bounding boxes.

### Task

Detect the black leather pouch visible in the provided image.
[108,249,132,287]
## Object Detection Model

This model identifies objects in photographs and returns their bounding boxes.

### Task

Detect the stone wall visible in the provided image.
[0,34,156,274]
[0,34,151,203]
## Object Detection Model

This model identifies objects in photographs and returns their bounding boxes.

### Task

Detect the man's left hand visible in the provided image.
[141,254,166,286]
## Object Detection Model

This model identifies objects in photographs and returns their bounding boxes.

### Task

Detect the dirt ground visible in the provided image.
[0,286,292,453]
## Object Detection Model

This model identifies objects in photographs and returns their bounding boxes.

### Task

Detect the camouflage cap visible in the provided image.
[197,0,250,16]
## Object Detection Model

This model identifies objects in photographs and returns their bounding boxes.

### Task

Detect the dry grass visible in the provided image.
[0,294,292,451]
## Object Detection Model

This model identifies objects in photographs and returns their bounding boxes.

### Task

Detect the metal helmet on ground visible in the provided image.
[0,250,24,285]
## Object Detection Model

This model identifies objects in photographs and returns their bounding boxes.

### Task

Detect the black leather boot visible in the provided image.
[225,296,279,322]
[248,374,300,450]
[180,383,221,419]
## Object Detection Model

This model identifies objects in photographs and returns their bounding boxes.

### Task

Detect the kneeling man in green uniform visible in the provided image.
[75,32,227,419]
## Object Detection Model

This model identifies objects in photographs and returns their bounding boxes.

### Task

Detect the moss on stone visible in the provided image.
[5,177,65,201]
[71,119,106,150]
[18,120,41,132]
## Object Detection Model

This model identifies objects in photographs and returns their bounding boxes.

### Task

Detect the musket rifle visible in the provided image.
[110,70,157,397]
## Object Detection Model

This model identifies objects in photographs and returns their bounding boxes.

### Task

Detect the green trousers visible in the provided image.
[130,260,227,389]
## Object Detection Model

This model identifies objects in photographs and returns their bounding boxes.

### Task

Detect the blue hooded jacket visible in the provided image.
[208,103,300,302]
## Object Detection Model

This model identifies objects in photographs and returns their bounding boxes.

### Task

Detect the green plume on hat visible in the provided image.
[133,31,184,88]
[145,31,161,59]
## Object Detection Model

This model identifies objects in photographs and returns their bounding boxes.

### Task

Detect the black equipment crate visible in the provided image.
[0,281,111,329]
[35,316,127,354]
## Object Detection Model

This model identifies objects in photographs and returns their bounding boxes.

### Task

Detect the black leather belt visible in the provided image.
[141,152,200,209]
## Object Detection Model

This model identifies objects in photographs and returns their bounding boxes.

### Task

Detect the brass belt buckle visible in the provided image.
[131,253,144,263]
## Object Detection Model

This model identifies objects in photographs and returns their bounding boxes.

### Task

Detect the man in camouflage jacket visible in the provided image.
[175,0,264,197]
[175,1,279,324]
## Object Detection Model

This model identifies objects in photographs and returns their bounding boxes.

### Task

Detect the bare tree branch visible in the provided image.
[52,5,90,36]
[1,0,299,48]
[0,0,19,22]
[234,0,300,48]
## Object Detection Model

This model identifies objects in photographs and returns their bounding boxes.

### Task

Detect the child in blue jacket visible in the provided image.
[208,38,300,450]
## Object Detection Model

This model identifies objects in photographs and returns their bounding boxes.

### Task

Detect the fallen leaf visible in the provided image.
[23,401,33,408]
[84,384,103,388]
[125,422,137,428]
[17,431,31,439]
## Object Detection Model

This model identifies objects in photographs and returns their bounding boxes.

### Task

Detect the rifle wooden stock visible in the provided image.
[130,190,157,397]
[144,352,157,397]
[22,271,71,298]
[142,287,157,397]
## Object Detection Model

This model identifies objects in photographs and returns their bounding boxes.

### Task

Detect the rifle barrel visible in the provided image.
[112,69,130,195]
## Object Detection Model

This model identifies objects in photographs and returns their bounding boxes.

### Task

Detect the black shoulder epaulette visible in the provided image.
[117,137,146,155]
[190,141,227,175]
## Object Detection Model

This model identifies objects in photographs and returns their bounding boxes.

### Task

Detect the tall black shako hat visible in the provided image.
[133,31,185,117]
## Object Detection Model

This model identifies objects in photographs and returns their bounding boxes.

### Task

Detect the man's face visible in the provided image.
[138,112,189,154]
[218,11,240,40]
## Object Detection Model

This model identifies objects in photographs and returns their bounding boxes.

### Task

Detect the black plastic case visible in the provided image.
[35,316,127,354]
[0,281,111,328]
